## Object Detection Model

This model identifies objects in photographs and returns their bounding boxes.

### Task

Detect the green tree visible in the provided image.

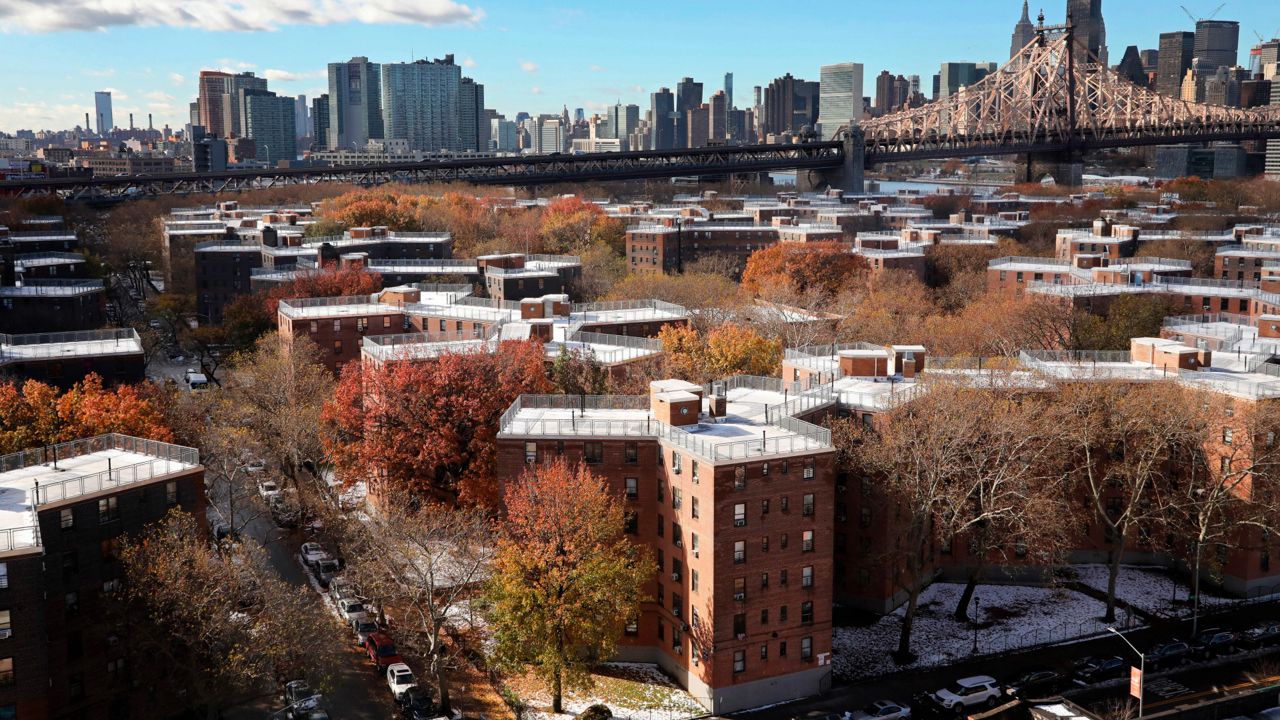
[484,459,653,713]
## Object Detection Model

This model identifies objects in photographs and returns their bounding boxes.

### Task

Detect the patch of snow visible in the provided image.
[833,582,1112,681]
[520,663,705,720]
[1069,565,1238,618]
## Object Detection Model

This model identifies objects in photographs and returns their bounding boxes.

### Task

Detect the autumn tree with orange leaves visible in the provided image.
[740,241,868,298]
[538,196,625,255]
[0,375,172,453]
[322,341,551,507]
[658,323,782,382]
[484,459,653,713]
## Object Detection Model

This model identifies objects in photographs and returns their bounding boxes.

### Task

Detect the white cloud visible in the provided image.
[263,68,325,83]
[101,87,128,100]
[145,90,174,102]
[0,0,486,33]
[81,67,115,77]
[168,72,185,85]
[589,64,606,73]
[530,86,542,95]
[520,60,539,73]
[216,58,257,72]
[462,57,477,69]
[628,84,644,93]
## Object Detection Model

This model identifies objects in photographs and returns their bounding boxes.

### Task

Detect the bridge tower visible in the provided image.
[1020,11,1085,187]
[796,128,865,193]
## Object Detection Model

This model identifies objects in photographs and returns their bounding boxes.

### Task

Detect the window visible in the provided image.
[691,496,699,519]
[333,340,342,355]
[760,608,769,625]
[761,498,770,515]
[733,503,746,527]
[733,650,746,674]
[734,466,746,489]
[624,512,637,535]
[1223,427,1234,445]
[760,643,768,660]
[780,641,787,657]
[625,619,639,635]
[383,316,392,328]
[780,496,789,512]
[762,461,769,477]
[525,442,537,465]
[584,441,603,464]
[60,508,74,529]
[671,592,682,617]
[101,538,119,562]
[781,460,789,475]
[165,481,178,505]
[802,530,815,552]
[1221,457,1231,474]
[0,611,9,639]
[0,658,10,687]
[625,478,638,500]
[801,636,813,660]
[803,458,815,479]
[332,319,341,332]
[691,569,699,592]
[733,577,746,601]
[691,461,699,484]
[691,532,700,556]
[103,578,121,594]
[672,488,682,510]
[356,317,367,332]
[0,564,6,590]
[802,493,815,516]
[671,451,682,474]
[802,565,814,588]
[98,496,118,524]
[309,320,318,333]
[860,507,872,528]
[657,514,664,537]
[760,572,769,589]
[65,592,79,615]
[780,533,789,550]
[780,605,788,622]
[780,568,788,586]
[801,601,814,624]
[762,535,770,552]
[672,521,681,545]
[624,442,638,464]
[734,541,746,564]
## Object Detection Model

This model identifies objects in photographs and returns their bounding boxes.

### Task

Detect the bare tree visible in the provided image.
[342,502,493,715]
[1158,394,1280,633]
[1057,380,1199,622]
[118,510,339,720]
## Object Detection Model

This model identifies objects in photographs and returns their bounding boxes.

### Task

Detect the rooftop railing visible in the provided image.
[484,265,560,278]
[989,255,1071,267]
[367,258,477,271]
[1153,275,1260,292]
[1177,368,1280,400]
[0,279,104,297]
[526,254,581,266]
[1112,257,1194,269]
[571,298,688,318]
[13,252,85,264]
[0,328,141,361]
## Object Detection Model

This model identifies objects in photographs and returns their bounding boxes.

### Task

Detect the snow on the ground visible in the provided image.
[833,582,1110,681]
[517,663,705,720]
[1069,564,1237,618]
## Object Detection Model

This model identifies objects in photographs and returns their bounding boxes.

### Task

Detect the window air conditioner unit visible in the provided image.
[733,592,745,601]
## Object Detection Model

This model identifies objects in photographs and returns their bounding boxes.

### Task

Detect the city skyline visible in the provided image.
[3,0,1279,134]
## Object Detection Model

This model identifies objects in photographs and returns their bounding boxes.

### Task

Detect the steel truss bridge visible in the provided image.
[5,23,1280,201]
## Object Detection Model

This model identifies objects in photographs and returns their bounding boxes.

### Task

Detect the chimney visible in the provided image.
[129,113,134,129]
[85,112,91,131]
[148,113,153,131]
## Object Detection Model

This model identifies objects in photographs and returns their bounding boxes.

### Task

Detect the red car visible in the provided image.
[366,632,403,671]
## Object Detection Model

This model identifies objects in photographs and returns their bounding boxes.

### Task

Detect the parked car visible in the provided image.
[258,480,282,502]
[245,459,266,473]
[1073,656,1127,685]
[1193,629,1238,659]
[300,542,328,567]
[352,618,379,647]
[283,679,320,719]
[926,676,1003,713]
[850,699,911,720]
[1147,641,1191,669]
[367,632,404,671]
[329,577,356,605]
[337,597,369,624]
[1005,668,1063,698]
[386,662,417,701]
[1243,622,1280,647]
[313,558,340,589]
[399,686,435,719]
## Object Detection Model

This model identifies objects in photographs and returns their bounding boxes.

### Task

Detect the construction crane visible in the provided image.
[1180,3,1226,24]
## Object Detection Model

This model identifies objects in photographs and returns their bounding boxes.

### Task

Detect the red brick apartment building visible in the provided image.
[780,337,1280,613]
[496,378,837,713]
[0,434,205,719]
[0,329,145,389]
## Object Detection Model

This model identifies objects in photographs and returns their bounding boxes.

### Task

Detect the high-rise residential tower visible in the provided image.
[1067,0,1107,64]
[460,76,486,152]
[93,91,113,136]
[242,91,296,166]
[380,57,463,152]
[1010,0,1036,57]
[708,91,728,142]
[675,77,703,149]
[1158,31,1195,97]
[294,95,310,139]
[328,56,383,150]
[311,94,331,150]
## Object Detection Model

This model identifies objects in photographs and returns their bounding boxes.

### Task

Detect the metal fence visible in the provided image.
[0,328,140,361]
[17,434,199,507]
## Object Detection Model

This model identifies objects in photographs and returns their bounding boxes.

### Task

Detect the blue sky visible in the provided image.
[2,0,1278,134]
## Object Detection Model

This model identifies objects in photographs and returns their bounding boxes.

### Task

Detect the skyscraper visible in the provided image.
[1116,46,1148,87]
[380,57,462,152]
[1010,0,1036,58]
[1158,31,1195,98]
[460,76,486,152]
[608,103,640,149]
[294,95,310,139]
[311,94,330,150]
[1067,0,1107,64]
[1194,20,1240,74]
[763,73,820,137]
[242,92,296,166]
[328,56,383,150]
[873,70,895,115]
[650,87,676,150]
[93,91,113,136]
[724,72,734,110]
[197,71,232,138]
[223,73,268,137]
[937,62,994,99]
[708,91,728,142]
[675,77,703,149]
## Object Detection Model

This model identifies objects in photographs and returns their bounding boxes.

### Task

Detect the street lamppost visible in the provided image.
[1108,626,1144,718]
